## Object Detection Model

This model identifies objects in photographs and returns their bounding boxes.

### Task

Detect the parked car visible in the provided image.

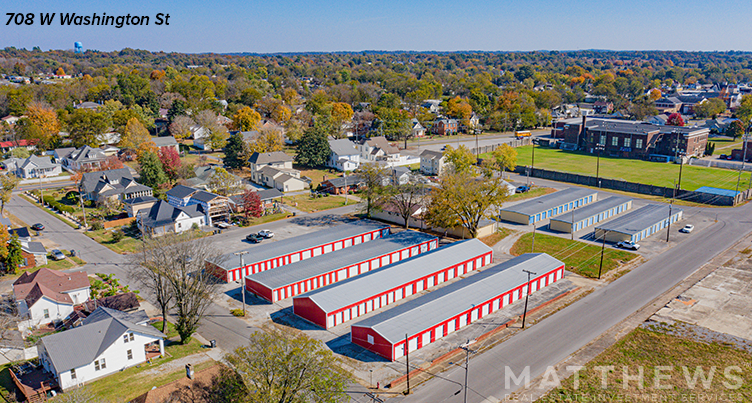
[679,224,695,233]
[51,249,65,261]
[616,241,641,250]
[719,154,728,160]
[31,223,44,231]
[245,233,264,243]
[258,229,274,238]
[515,185,530,193]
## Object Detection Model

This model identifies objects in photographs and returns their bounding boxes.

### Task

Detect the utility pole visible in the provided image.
[459,340,476,403]
[666,182,676,243]
[598,230,607,279]
[595,143,604,187]
[531,221,536,253]
[521,270,536,328]
[570,202,576,240]
[78,184,88,230]
[405,333,410,395]
[735,132,748,195]
[527,139,536,186]
[344,170,348,205]
[234,251,249,316]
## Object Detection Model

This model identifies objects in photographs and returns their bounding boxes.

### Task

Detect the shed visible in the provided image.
[351,253,565,361]
[549,197,633,233]
[500,188,597,225]
[293,239,493,329]
[245,231,438,303]
[594,204,683,243]
[206,222,390,283]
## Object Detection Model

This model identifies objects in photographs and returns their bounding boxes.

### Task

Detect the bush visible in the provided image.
[230,309,245,317]
[91,221,104,231]
[111,230,124,243]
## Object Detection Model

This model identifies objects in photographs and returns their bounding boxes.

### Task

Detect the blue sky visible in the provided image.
[3,0,751,53]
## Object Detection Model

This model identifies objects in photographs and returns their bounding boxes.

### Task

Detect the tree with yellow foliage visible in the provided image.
[232,106,261,132]
[119,118,155,155]
[648,88,663,101]
[55,67,65,76]
[249,128,284,154]
[271,104,292,125]
[24,102,61,150]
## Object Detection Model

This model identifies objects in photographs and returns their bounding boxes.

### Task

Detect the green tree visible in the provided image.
[137,151,168,189]
[356,163,389,217]
[295,119,332,167]
[5,234,23,274]
[0,174,19,214]
[67,109,108,147]
[208,167,240,196]
[167,99,187,122]
[224,329,351,403]
[223,132,250,169]
[490,143,518,179]
[726,120,745,139]
[735,95,752,126]
[694,98,726,118]
[443,145,477,174]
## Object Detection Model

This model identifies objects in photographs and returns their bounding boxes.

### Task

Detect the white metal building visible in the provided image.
[499,188,598,225]
[594,204,683,243]
[293,239,493,329]
[549,197,633,233]
[351,253,565,361]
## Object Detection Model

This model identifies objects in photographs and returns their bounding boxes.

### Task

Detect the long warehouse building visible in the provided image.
[594,204,683,243]
[245,231,438,303]
[351,253,565,361]
[293,239,493,329]
[206,222,390,282]
[549,197,633,233]
[500,188,598,225]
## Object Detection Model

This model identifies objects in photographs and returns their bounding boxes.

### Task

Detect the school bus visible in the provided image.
[515,130,532,139]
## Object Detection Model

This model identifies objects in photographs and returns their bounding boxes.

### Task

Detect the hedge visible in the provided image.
[42,195,76,214]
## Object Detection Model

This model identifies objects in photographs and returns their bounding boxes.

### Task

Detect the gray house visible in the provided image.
[80,168,152,204]
[2,155,62,178]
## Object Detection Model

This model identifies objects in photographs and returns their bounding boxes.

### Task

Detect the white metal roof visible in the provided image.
[549,196,632,225]
[246,231,437,290]
[501,188,597,217]
[294,239,492,314]
[594,204,682,235]
[209,221,389,271]
[352,253,564,344]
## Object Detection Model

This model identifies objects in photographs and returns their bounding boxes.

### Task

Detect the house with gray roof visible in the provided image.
[165,185,230,226]
[184,165,243,194]
[151,136,179,154]
[419,149,446,176]
[138,200,208,236]
[248,151,297,184]
[62,146,108,171]
[80,168,152,205]
[327,139,359,171]
[37,306,165,391]
[1,155,62,178]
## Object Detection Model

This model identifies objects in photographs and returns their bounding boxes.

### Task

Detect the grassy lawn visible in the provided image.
[75,321,212,402]
[86,229,144,254]
[510,232,638,278]
[709,136,744,152]
[479,227,516,247]
[240,212,290,227]
[484,146,751,192]
[0,363,15,399]
[295,165,341,188]
[38,255,86,271]
[283,194,350,213]
[506,186,556,202]
[547,327,752,401]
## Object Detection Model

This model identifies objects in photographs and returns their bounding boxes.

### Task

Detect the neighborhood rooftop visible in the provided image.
[549,197,633,224]
[352,253,564,344]
[594,204,683,235]
[501,188,597,216]
[246,231,437,290]
[210,221,390,271]
[294,239,492,314]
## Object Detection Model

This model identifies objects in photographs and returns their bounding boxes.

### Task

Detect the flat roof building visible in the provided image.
[500,188,598,225]
[549,197,633,234]
[245,231,438,303]
[594,204,683,243]
[351,253,565,361]
[206,222,390,282]
[293,239,493,329]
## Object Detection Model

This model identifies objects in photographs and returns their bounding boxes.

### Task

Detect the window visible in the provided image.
[123,334,129,343]
[636,139,643,149]
[94,359,106,371]
[127,349,133,360]
[43,309,50,319]
[624,137,631,147]
[129,333,135,342]
[600,135,606,145]
[611,137,618,146]
[70,368,76,379]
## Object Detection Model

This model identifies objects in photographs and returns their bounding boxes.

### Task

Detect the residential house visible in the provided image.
[654,97,682,114]
[184,165,243,194]
[151,136,179,154]
[165,185,230,225]
[327,139,360,171]
[0,115,23,125]
[357,136,401,164]
[321,175,363,195]
[139,200,208,236]
[100,145,120,157]
[256,166,308,192]
[37,306,165,391]
[61,146,108,171]
[10,227,31,242]
[431,119,458,136]
[420,149,446,176]
[593,101,614,114]
[19,241,48,268]
[51,147,76,163]
[248,151,295,184]
[13,268,90,330]
[0,139,36,153]
[421,99,442,113]
[74,101,102,111]
[123,196,158,218]
[229,188,283,214]
[410,119,426,138]
[80,168,153,204]
[388,166,412,186]
[1,155,62,178]
[373,201,426,229]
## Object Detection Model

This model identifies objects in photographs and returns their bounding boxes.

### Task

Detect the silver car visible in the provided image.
[51,249,66,260]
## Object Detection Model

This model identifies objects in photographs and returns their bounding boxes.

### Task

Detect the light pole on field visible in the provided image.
[595,143,605,187]
[597,229,608,279]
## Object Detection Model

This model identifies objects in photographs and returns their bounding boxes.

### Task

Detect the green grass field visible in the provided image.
[546,327,752,402]
[510,232,638,278]
[283,194,350,213]
[484,146,751,192]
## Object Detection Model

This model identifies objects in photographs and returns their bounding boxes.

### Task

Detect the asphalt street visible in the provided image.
[396,198,752,402]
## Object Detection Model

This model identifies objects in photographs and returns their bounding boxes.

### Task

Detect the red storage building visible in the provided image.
[205,222,389,282]
[245,231,438,303]
[351,253,565,361]
[293,239,493,329]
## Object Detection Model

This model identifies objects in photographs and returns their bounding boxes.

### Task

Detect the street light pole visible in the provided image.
[527,139,536,186]
[595,143,604,188]
[531,221,536,253]
[666,182,676,243]
[459,340,475,403]
[598,230,607,279]
[521,270,536,328]
[234,251,249,316]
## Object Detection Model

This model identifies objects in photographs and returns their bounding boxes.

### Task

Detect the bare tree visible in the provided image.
[135,231,225,343]
[388,180,425,229]
[131,236,174,334]
[356,163,389,218]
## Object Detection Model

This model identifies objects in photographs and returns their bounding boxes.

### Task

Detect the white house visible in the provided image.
[256,166,308,192]
[248,151,296,185]
[327,139,360,171]
[13,268,90,331]
[138,200,208,236]
[38,307,165,391]
[61,146,108,171]
[1,155,62,179]
[411,119,426,138]
[419,149,446,176]
[357,136,400,163]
